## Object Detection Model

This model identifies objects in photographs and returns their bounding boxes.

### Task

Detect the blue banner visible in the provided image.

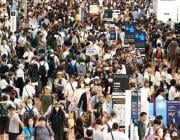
[149,102,154,119]
[125,24,135,39]
[155,100,167,125]
[131,91,141,123]
[167,101,180,125]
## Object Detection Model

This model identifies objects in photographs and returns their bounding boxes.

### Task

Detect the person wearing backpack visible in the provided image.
[47,49,59,90]
[28,57,39,84]
[39,57,49,88]
[0,95,10,140]
[31,116,54,140]
[76,59,87,76]
[53,71,67,100]
[153,44,164,66]
[21,99,39,125]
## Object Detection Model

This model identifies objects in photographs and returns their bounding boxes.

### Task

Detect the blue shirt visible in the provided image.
[22,127,34,140]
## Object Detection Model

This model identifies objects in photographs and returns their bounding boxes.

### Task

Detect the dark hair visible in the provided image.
[112,123,119,130]
[76,117,83,127]
[153,119,161,125]
[86,129,93,137]
[140,112,147,117]
[170,79,176,86]
[167,68,172,74]
[156,115,163,120]
[155,65,160,72]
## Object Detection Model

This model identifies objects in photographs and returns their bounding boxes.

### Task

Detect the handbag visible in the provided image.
[68,82,78,112]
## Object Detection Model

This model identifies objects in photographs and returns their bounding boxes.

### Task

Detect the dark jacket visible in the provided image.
[78,93,87,112]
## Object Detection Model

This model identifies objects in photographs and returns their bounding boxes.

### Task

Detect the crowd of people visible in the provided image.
[0,0,180,140]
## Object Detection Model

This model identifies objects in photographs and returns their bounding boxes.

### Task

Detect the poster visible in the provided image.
[89,5,99,15]
[131,91,141,123]
[154,0,179,22]
[135,31,146,54]
[155,100,167,125]
[167,101,180,125]
[10,10,17,32]
[103,9,113,21]
[86,48,97,56]
[113,74,129,92]
[125,24,135,39]
[109,26,117,40]
[112,96,126,126]
[149,102,155,120]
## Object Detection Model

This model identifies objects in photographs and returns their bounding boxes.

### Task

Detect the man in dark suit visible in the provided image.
[78,84,92,113]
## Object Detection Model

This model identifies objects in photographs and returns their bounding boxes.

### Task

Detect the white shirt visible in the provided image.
[65,81,78,102]
[165,74,173,85]
[169,86,176,100]
[140,87,150,101]
[16,68,25,81]
[0,79,9,89]
[23,51,34,63]
[22,84,36,101]
[154,71,162,86]
[104,130,129,140]
[21,105,39,116]
[156,95,165,100]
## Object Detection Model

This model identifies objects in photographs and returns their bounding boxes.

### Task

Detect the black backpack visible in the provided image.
[28,63,39,82]
[24,106,35,121]
[0,103,8,118]
[48,55,56,77]
[39,62,46,77]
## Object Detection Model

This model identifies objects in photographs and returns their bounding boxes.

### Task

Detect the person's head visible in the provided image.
[103,114,112,123]
[98,94,104,103]
[112,123,119,131]
[53,103,61,112]
[26,98,33,105]
[85,84,90,92]
[105,94,111,102]
[155,65,160,72]
[8,104,16,113]
[163,129,171,140]
[153,119,161,131]
[44,86,51,94]
[86,128,93,138]
[155,128,164,139]
[27,117,34,128]
[170,79,176,86]
[140,112,147,123]
[167,68,172,74]
[38,116,46,127]
[144,80,150,87]
[170,129,178,139]
[156,115,163,121]
[56,71,64,78]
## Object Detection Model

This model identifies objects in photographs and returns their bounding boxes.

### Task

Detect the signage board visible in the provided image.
[167,101,180,125]
[86,48,97,56]
[113,74,129,92]
[131,91,141,123]
[125,24,135,39]
[156,99,167,125]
